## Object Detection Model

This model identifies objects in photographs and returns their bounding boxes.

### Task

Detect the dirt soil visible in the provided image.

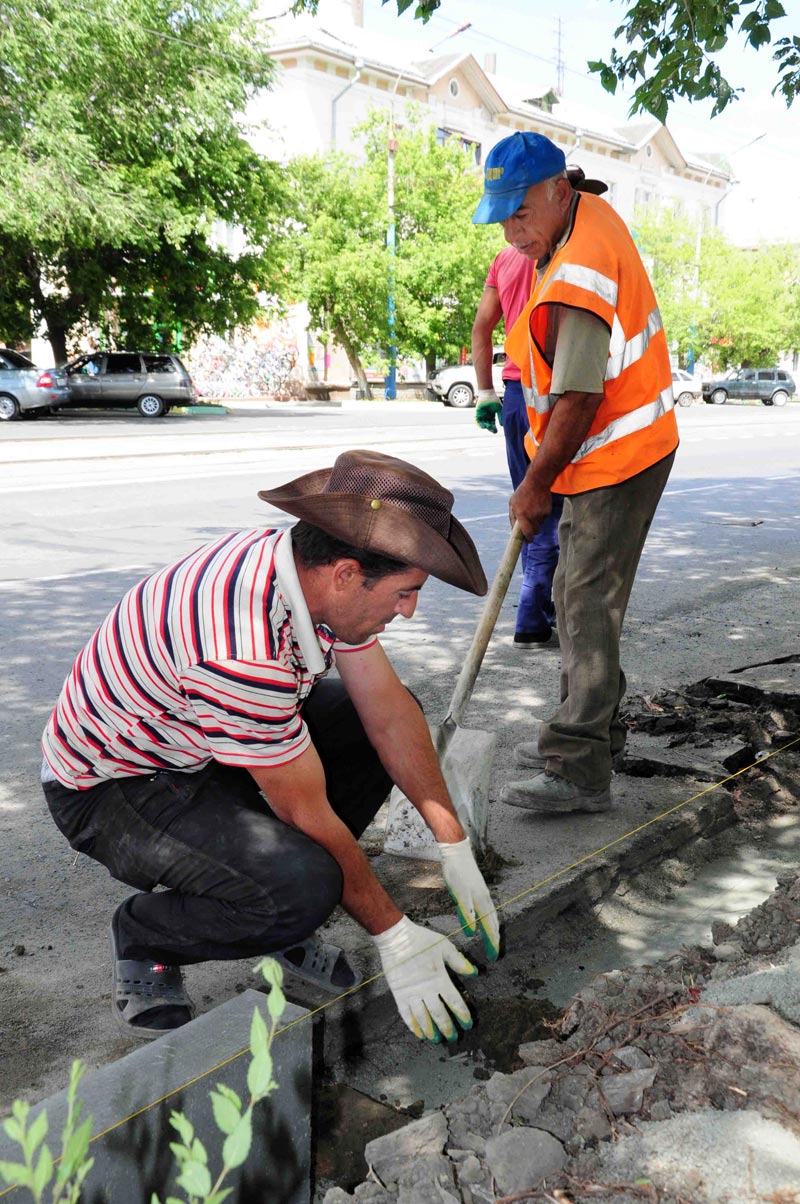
[318,871,800,1204]
[315,679,800,1204]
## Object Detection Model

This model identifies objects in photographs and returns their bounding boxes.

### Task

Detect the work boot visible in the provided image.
[514,743,625,771]
[501,771,612,813]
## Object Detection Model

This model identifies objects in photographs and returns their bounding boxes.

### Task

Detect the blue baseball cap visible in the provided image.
[472,132,567,224]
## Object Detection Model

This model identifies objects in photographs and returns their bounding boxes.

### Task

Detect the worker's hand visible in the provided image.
[438,837,500,960]
[510,475,552,541]
[475,389,503,434]
[372,915,477,1043]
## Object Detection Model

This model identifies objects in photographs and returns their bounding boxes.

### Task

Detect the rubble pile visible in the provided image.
[322,872,800,1204]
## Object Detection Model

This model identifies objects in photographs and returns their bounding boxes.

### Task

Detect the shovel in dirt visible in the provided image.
[384,522,525,860]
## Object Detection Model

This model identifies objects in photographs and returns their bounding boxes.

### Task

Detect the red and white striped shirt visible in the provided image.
[42,529,374,789]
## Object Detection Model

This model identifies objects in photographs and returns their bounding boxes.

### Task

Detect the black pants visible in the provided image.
[43,680,392,964]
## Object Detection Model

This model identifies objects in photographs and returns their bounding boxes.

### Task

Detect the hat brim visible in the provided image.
[576,178,608,195]
[472,184,531,225]
[259,468,488,596]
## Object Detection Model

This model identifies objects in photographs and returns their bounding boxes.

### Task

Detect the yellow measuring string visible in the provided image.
[2,734,797,1182]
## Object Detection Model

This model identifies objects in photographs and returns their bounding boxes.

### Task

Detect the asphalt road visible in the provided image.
[1,398,799,1110]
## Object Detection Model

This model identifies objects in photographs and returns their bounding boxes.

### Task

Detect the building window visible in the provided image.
[449,78,460,98]
[436,127,481,164]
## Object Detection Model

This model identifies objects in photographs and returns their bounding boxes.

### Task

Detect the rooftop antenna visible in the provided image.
[555,17,565,97]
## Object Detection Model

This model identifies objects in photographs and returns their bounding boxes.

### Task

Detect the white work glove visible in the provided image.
[372,916,477,1043]
[438,837,501,960]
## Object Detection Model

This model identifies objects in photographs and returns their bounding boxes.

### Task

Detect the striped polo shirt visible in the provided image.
[42,529,374,789]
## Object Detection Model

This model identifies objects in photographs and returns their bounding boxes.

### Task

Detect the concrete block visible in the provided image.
[484,1128,566,1195]
[0,990,311,1204]
[364,1111,448,1183]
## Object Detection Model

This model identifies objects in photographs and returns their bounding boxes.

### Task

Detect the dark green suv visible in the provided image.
[702,368,796,407]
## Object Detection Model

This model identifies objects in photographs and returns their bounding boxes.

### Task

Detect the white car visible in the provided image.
[428,348,506,408]
[672,368,703,407]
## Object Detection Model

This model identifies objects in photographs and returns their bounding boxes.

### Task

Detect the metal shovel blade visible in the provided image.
[383,720,496,861]
[384,524,523,861]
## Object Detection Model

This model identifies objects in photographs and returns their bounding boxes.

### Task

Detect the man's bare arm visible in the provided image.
[248,748,403,935]
[471,287,503,391]
[510,390,603,539]
[337,642,464,843]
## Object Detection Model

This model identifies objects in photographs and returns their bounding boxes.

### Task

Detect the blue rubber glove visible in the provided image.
[475,389,503,434]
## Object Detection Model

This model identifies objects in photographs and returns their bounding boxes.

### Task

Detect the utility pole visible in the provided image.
[385,23,472,400]
[386,121,398,400]
[555,17,565,97]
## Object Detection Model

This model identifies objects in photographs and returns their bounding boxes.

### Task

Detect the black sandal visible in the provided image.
[110,923,194,1039]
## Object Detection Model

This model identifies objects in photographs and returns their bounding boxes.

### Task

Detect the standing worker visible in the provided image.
[472,132,678,814]
[471,170,607,645]
[472,245,563,645]
[41,450,500,1042]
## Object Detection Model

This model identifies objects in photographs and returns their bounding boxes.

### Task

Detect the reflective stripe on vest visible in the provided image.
[521,344,550,415]
[606,307,664,382]
[574,385,674,461]
[547,262,619,310]
[527,385,675,461]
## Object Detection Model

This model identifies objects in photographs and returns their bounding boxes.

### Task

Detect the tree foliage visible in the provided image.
[286,154,389,394]
[634,206,800,368]
[361,111,501,372]
[287,111,501,385]
[589,0,797,120]
[288,110,501,388]
[0,0,287,364]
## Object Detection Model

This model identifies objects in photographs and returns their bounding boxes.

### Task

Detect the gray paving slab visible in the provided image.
[0,990,311,1204]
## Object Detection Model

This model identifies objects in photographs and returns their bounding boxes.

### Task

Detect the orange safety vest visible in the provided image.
[504,192,679,494]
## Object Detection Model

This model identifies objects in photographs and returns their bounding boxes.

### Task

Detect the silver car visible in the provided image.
[428,348,506,408]
[0,348,70,421]
[64,351,198,418]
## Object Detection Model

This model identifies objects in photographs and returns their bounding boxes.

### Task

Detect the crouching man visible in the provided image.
[41,450,500,1043]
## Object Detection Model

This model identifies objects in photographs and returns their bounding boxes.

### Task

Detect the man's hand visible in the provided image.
[372,916,477,1043]
[475,389,503,434]
[510,474,553,541]
[438,838,500,960]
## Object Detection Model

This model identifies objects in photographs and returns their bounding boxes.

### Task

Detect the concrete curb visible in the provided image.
[0,990,312,1204]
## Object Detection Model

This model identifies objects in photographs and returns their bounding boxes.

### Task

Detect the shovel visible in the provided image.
[384,522,525,860]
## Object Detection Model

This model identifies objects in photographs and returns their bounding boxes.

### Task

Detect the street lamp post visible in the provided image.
[384,22,472,401]
[386,124,398,400]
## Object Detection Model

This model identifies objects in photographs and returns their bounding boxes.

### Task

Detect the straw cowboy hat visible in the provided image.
[258,449,487,596]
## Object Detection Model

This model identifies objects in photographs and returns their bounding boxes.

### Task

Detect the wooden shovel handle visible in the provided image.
[445,521,525,728]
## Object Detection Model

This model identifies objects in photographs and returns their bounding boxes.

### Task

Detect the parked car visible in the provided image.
[702,368,796,407]
[63,351,197,417]
[672,368,703,407]
[0,348,70,421]
[428,348,506,408]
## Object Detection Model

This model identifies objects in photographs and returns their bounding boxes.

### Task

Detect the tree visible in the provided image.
[288,112,501,391]
[633,205,800,368]
[0,0,287,364]
[292,1,799,119]
[360,112,501,376]
[698,238,800,367]
[632,205,710,365]
[286,155,389,396]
